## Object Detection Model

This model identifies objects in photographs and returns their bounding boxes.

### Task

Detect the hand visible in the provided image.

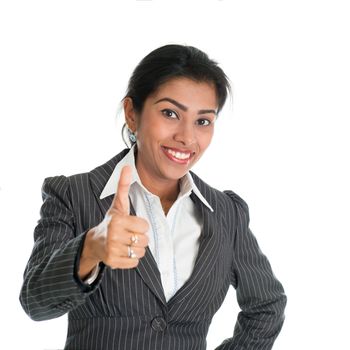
[79,166,149,277]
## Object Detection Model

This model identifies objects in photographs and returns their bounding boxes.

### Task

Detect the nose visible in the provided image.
[173,121,196,146]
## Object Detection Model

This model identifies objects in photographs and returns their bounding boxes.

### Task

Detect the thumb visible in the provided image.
[111,165,132,214]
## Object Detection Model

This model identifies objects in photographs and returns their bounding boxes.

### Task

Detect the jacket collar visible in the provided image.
[99,145,213,212]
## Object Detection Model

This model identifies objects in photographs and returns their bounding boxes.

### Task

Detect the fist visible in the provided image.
[92,165,149,269]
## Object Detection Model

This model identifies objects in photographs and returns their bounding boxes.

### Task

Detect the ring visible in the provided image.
[127,245,138,259]
[130,234,139,245]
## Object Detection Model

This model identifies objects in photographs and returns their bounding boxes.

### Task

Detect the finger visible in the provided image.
[121,232,149,248]
[120,245,146,259]
[111,165,132,214]
[107,230,148,251]
[126,216,150,234]
[109,215,149,237]
[105,241,146,260]
[107,257,140,270]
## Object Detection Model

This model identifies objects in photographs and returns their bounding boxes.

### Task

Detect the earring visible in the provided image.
[127,128,137,143]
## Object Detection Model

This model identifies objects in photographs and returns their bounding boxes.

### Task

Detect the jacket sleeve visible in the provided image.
[215,191,287,349]
[19,175,104,321]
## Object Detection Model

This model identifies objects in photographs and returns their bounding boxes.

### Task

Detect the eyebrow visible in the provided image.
[154,97,217,115]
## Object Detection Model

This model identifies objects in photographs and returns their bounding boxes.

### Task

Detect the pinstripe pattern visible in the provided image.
[20,148,286,349]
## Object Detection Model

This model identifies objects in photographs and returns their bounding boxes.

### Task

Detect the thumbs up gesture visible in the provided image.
[79,166,149,278]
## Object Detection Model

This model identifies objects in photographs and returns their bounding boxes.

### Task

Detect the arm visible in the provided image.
[19,176,104,321]
[215,191,287,349]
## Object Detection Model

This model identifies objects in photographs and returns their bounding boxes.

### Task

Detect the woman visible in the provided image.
[20,44,286,349]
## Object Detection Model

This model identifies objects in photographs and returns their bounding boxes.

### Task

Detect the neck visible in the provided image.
[142,177,180,203]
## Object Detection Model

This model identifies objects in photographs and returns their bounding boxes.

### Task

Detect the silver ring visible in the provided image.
[127,245,137,259]
[130,234,139,245]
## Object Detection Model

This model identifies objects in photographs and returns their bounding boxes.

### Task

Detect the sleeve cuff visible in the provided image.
[83,264,100,285]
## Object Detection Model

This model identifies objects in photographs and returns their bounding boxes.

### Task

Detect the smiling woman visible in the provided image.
[123,77,217,206]
[19,44,286,350]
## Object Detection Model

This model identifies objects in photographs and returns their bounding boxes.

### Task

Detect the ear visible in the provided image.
[123,97,138,132]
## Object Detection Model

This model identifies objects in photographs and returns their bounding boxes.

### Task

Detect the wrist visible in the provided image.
[78,228,101,280]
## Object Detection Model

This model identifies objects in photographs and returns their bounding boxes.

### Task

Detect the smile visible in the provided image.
[161,146,194,164]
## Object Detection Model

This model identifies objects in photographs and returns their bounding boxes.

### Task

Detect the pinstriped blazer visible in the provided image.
[20,148,286,350]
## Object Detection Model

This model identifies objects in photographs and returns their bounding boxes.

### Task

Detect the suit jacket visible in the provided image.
[20,148,286,350]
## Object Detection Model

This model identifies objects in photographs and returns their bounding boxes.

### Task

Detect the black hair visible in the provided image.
[122,44,231,147]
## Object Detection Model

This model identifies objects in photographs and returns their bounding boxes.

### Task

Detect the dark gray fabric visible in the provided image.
[20,148,287,349]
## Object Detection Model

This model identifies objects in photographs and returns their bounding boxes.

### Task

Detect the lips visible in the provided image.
[161,146,194,164]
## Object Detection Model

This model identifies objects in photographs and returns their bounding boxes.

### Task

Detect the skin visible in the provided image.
[79,77,218,278]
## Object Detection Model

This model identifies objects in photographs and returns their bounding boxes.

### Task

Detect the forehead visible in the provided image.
[148,77,218,108]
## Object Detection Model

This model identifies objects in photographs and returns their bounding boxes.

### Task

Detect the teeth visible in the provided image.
[166,148,191,160]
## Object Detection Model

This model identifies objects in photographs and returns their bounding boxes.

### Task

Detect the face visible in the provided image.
[124,77,218,188]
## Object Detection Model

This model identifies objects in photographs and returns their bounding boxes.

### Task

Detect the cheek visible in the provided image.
[138,113,169,141]
[137,124,165,154]
[197,129,214,151]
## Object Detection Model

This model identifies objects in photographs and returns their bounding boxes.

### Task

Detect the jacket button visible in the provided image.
[151,316,167,332]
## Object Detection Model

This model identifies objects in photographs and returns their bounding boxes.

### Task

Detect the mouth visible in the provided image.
[161,146,195,165]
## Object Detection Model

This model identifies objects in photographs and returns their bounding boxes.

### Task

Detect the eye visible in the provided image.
[196,118,211,126]
[161,109,178,119]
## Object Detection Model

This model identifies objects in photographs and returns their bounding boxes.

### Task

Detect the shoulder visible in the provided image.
[42,149,129,193]
[189,170,249,217]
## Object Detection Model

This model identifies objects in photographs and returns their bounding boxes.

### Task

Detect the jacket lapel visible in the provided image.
[129,202,167,305]
[88,149,166,306]
[168,174,222,307]
[89,149,129,216]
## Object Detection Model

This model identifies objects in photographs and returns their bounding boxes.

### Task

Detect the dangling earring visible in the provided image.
[127,128,137,143]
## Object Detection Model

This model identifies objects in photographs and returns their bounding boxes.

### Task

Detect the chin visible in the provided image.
[161,167,188,181]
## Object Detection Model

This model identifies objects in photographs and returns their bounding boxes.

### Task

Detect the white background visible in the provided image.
[1,1,349,349]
